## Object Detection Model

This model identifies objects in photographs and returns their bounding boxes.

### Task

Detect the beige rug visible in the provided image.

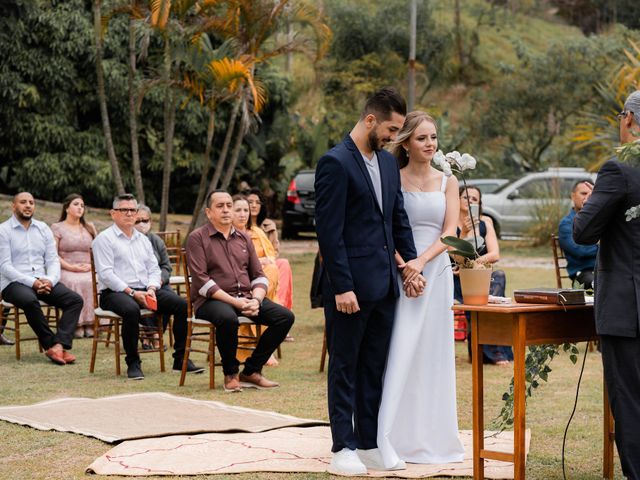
[0,392,327,443]
[87,426,530,478]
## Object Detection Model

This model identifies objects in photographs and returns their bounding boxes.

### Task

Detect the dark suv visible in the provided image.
[281,169,316,239]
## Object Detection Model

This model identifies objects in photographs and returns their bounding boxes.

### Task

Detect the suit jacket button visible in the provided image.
[383,245,388,250]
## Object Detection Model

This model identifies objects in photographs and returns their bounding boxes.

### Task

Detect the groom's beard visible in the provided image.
[368,129,383,152]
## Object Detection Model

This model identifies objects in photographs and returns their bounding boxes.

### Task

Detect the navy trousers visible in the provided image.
[325,291,396,452]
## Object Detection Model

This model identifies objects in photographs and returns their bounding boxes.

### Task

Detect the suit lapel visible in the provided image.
[344,135,384,217]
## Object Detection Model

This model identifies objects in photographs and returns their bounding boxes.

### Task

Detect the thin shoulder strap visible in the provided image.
[440,173,448,192]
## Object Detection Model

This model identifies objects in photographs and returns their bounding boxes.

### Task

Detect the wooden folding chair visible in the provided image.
[551,233,572,288]
[156,230,185,347]
[88,249,165,375]
[0,296,59,360]
[179,251,261,389]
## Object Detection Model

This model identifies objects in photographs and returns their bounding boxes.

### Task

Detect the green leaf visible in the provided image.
[570,355,578,364]
[441,236,477,258]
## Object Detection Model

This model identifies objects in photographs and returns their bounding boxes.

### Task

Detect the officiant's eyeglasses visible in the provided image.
[617,110,632,120]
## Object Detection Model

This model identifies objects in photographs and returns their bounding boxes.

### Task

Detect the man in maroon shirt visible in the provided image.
[186,190,294,392]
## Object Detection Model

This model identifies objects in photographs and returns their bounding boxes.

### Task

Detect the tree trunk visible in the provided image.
[220,105,249,191]
[188,106,216,234]
[159,37,175,231]
[192,98,241,229]
[93,0,125,195]
[128,17,145,203]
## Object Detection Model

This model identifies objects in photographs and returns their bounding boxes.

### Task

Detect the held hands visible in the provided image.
[398,257,425,284]
[335,291,360,315]
[403,274,426,298]
[32,278,52,295]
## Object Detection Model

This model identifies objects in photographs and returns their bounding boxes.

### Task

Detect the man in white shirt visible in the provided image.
[92,194,201,380]
[0,192,83,365]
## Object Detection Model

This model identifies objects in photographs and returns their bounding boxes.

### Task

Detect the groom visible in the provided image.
[315,87,423,475]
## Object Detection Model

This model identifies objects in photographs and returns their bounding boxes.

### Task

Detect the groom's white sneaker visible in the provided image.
[328,448,367,476]
[357,448,407,471]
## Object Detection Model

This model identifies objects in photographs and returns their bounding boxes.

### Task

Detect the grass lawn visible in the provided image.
[0,253,622,479]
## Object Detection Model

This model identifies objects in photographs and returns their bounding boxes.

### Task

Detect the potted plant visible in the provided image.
[431,150,492,305]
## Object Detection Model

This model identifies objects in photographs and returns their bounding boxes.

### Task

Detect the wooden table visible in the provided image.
[453,302,615,480]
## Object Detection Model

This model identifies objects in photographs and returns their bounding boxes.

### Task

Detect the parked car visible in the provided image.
[281,169,316,239]
[465,178,509,194]
[480,167,597,239]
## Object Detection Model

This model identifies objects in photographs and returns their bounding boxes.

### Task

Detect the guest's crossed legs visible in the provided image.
[325,293,395,452]
[195,298,293,376]
[2,281,82,350]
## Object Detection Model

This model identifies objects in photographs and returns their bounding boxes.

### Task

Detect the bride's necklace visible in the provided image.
[404,173,430,192]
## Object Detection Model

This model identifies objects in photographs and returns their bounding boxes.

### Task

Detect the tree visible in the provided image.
[93,0,126,195]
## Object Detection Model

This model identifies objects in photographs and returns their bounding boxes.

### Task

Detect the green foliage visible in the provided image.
[494,343,580,429]
[470,35,627,173]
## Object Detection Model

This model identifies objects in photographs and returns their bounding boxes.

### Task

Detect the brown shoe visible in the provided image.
[45,347,66,365]
[223,374,242,393]
[239,372,279,389]
[62,351,76,364]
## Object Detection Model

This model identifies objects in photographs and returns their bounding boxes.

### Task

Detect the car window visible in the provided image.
[296,172,315,190]
[517,178,555,199]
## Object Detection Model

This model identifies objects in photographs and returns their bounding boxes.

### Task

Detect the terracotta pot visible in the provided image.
[459,268,492,305]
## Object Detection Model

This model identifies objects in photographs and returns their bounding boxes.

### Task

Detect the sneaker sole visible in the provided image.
[326,466,367,476]
[238,381,279,390]
[171,368,205,374]
[127,376,144,381]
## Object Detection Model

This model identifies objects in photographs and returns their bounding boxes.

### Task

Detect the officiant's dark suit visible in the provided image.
[315,131,417,453]
[573,95,640,478]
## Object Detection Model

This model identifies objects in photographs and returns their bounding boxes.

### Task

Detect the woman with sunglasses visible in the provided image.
[51,193,98,338]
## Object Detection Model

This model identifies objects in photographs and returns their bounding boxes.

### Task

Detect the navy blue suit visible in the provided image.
[574,159,640,479]
[315,135,417,452]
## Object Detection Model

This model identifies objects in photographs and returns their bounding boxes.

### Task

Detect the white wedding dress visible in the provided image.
[378,174,465,467]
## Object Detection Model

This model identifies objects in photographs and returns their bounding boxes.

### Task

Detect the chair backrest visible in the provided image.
[156,230,182,274]
[550,234,571,288]
[89,248,101,308]
[181,248,194,318]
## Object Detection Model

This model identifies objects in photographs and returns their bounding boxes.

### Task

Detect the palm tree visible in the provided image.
[93,0,125,195]
[573,40,640,170]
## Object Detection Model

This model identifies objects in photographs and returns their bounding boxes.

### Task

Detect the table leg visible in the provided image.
[513,314,526,480]
[603,381,614,479]
[471,311,484,480]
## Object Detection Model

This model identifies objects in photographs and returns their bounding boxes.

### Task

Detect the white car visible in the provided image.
[480,168,597,239]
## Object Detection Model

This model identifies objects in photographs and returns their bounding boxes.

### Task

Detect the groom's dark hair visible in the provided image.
[361,87,407,121]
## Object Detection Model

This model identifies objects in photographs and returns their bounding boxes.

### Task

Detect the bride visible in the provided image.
[377,111,465,468]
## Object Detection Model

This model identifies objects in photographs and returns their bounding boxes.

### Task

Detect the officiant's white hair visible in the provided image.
[624,90,640,125]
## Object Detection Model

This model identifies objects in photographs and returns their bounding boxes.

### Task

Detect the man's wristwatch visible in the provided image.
[127,289,135,298]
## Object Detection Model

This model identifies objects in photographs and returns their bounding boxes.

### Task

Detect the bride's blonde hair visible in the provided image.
[390,111,437,169]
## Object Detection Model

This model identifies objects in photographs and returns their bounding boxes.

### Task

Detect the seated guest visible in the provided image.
[558,179,597,289]
[453,186,513,365]
[92,193,202,380]
[247,189,294,312]
[134,205,173,348]
[0,192,83,364]
[186,190,294,392]
[51,193,98,339]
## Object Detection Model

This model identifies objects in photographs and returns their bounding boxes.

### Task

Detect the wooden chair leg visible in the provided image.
[157,316,165,372]
[179,321,192,387]
[168,316,174,347]
[15,308,21,361]
[89,317,100,373]
[209,325,215,389]
[114,318,121,376]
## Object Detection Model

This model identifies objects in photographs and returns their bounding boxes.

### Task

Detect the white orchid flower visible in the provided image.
[432,150,452,176]
[459,153,477,171]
